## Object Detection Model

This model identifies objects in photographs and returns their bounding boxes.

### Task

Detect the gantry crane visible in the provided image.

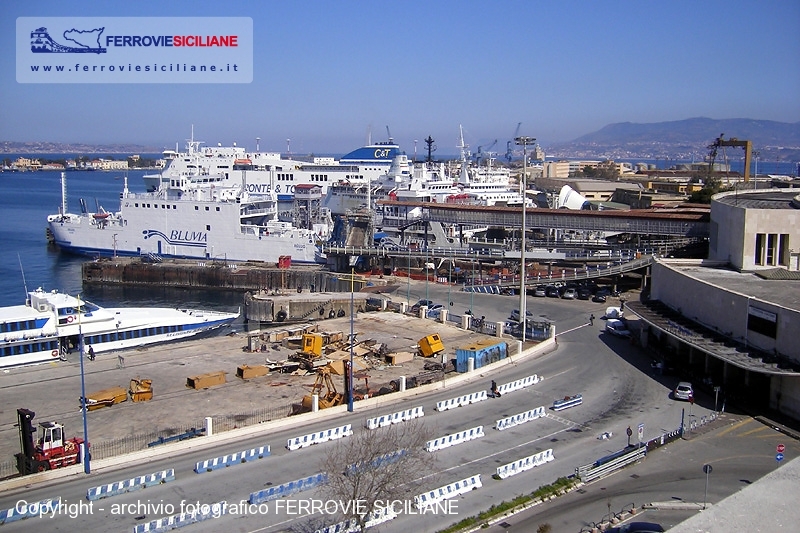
[707,134,753,183]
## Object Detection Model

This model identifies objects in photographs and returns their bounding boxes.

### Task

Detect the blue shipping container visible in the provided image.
[455,339,508,373]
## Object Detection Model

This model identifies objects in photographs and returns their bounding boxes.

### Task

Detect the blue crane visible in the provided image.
[506,122,522,162]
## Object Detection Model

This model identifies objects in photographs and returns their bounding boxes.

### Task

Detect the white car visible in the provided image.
[605,319,631,338]
[673,382,694,401]
[604,306,624,319]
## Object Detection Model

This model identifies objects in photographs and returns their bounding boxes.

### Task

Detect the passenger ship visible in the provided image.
[0,288,239,368]
[47,172,323,264]
[144,130,403,202]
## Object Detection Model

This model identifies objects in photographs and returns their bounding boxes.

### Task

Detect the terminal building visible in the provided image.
[629,189,800,421]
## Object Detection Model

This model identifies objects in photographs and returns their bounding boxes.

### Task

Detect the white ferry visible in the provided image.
[0,288,239,368]
[47,173,323,264]
[144,130,403,202]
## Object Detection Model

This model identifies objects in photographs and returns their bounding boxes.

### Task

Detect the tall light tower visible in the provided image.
[515,136,535,343]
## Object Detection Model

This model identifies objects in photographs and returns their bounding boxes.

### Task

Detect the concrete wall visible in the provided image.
[650,260,798,363]
[710,190,800,271]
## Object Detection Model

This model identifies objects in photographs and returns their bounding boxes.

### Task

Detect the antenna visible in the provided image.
[18,253,28,297]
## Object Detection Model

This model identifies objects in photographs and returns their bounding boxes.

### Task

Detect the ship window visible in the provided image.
[216,207,220,212]
[135,203,139,207]
[205,206,210,211]
[206,225,211,230]
[195,206,199,211]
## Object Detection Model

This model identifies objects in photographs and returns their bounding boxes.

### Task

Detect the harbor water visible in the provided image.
[0,168,242,311]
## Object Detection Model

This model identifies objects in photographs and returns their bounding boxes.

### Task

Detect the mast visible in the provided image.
[60,171,67,215]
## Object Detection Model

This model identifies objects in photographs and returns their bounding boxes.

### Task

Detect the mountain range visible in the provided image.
[546,117,800,162]
[3,117,800,163]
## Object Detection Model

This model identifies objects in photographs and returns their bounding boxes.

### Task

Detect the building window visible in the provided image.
[778,234,789,266]
[766,234,776,265]
[755,233,790,267]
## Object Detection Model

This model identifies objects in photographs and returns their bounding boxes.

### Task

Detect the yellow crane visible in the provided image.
[708,134,753,183]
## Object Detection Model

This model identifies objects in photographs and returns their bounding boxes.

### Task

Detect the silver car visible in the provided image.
[673,382,694,401]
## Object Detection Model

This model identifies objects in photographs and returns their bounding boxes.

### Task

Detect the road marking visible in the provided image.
[715,417,752,437]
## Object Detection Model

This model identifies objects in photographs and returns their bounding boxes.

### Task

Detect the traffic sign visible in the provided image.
[777,443,786,453]
[776,453,784,462]
[638,423,644,442]
[703,464,713,474]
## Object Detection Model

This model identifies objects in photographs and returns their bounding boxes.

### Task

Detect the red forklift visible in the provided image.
[15,408,87,474]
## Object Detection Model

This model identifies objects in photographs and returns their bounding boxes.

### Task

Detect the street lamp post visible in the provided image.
[77,295,91,473]
[515,136,535,343]
[348,268,355,412]
[406,246,411,306]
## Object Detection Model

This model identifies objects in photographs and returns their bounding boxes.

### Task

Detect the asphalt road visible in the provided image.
[3,281,786,533]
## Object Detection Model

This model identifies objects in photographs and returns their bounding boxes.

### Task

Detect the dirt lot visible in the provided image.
[0,309,512,463]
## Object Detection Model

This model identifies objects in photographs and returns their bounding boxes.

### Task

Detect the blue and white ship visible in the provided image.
[47,172,324,264]
[0,287,239,368]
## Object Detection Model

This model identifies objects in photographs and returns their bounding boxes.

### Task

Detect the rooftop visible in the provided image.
[715,189,800,209]
[674,262,800,312]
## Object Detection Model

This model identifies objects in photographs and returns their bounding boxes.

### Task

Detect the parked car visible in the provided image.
[426,303,444,318]
[592,293,607,303]
[546,286,560,298]
[509,309,534,322]
[673,381,694,401]
[606,522,665,533]
[533,285,547,297]
[561,288,577,300]
[605,319,631,338]
[577,287,592,300]
[604,306,624,319]
[410,299,434,313]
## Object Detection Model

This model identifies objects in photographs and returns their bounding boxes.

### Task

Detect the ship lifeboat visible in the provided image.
[92,212,111,220]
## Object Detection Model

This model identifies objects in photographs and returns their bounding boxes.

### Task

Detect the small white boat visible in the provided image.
[0,287,239,368]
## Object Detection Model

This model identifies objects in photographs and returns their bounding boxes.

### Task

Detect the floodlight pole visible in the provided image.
[77,294,91,473]
[348,268,355,412]
[515,136,535,343]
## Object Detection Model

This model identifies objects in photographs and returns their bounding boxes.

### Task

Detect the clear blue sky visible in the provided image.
[2,0,799,155]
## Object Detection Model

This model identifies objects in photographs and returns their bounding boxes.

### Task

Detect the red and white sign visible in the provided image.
[777,443,786,453]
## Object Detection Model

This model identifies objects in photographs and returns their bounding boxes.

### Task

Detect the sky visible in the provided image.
[2,0,799,156]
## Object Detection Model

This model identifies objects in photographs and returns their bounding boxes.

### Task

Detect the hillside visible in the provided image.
[547,117,800,162]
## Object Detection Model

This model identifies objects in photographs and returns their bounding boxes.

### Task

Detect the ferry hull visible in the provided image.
[47,194,323,264]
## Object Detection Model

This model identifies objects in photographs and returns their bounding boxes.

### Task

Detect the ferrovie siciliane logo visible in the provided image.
[18,17,252,83]
[31,26,108,54]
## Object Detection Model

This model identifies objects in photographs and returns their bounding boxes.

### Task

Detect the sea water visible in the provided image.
[0,168,242,311]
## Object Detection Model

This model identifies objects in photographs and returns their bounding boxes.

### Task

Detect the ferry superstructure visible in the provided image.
[0,288,238,368]
[144,131,403,202]
[47,173,323,264]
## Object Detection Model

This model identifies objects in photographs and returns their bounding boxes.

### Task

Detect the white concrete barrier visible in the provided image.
[495,406,546,431]
[495,448,555,479]
[365,406,424,430]
[425,426,485,452]
[435,390,487,412]
[287,424,353,451]
[415,474,482,509]
[497,374,541,395]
